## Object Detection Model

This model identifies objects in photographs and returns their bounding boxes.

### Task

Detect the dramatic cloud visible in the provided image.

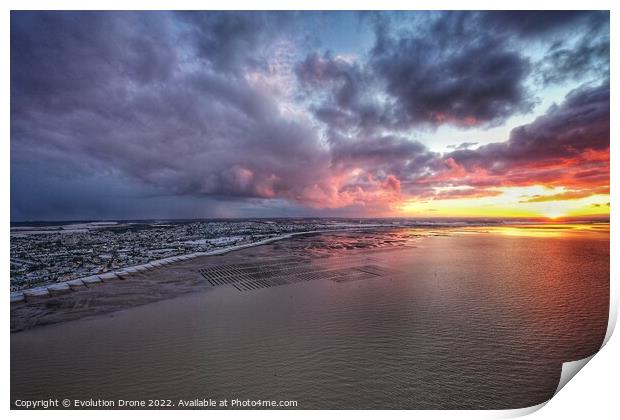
[369,14,534,127]
[435,82,610,193]
[297,12,537,133]
[479,11,610,86]
[537,36,610,85]
[478,11,608,37]
[295,52,390,136]
[11,12,329,207]
[10,11,610,220]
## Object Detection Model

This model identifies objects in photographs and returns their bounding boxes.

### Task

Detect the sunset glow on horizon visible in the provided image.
[392,185,610,218]
[10,11,609,221]
[394,192,610,219]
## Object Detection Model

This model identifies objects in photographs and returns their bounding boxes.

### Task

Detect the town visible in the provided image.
[10,219,398,291]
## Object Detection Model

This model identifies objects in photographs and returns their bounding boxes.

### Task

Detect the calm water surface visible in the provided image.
[11,225,609,409]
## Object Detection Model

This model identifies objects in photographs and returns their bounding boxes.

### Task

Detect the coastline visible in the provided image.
[10,221,609,303]
[9,224,406,303]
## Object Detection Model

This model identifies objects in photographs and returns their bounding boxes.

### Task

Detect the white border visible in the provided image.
[3,2,617,419]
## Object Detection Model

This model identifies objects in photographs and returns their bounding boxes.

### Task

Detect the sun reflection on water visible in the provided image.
[464,223,610,238]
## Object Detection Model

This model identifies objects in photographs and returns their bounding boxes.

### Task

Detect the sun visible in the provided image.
[543,211,564,220]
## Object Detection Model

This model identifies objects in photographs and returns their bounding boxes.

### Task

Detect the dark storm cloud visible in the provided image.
[478,11,608,37]
[373,42,530,126]
[295,52,392,136]
[296,52,360,101]
[479,11,610,86]
[448,82,609,168]
[11,12,177,114]
[10,11,610,220]
[440,81,609,189]
[10,10,334,219]
[177,11,295,74]
[537,37,609,85]
[297,11,609,135]
[297,11,537,133]
[331,136,439,179]
[331,135,429,164]
[370,14,535,127]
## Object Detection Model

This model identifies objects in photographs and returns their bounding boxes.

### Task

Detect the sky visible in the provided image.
[10,11,610,221]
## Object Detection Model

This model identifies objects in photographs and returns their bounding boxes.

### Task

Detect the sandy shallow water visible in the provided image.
[11,226,609,409]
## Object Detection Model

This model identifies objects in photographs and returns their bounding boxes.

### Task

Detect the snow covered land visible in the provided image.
[10,218,414,291]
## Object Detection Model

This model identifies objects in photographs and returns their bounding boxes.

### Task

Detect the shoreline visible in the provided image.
[12,221,608,303]
[9,224,411,303]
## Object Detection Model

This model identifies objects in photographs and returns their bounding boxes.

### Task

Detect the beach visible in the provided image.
[10,225,609,409]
